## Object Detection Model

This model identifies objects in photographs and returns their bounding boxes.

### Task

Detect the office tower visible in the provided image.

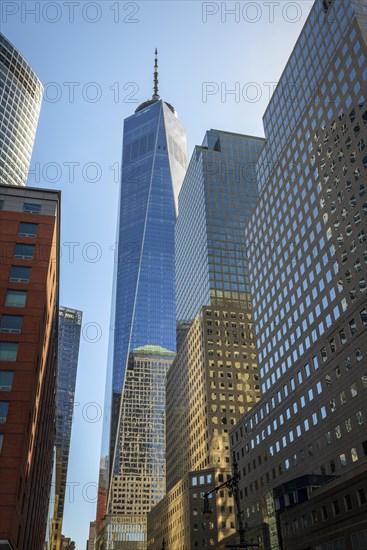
[0,184,60,549]
[147,130,264,549]
[50,307,82,550]
[0,33,43,187]
[229,0,367,548]
[176,130,263,323]
[95,52,188,549]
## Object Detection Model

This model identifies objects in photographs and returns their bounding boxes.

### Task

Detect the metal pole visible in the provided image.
[232,453,246,544]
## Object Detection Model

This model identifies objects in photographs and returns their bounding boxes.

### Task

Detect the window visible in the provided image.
[5,290,27,308]
[9,266,31,283]
[321,505,328,520]
[332,500,340,516]
[357,488,366,506]
[14,244,35,260]
[0,315,23,334]
[18,222,38,237]
[340,453,347,467]
[356,411,364,425]
[349,319,357,335]
[344,494,352,511]
[0,402,9,423]
[351,447,358,462]
[0,371,14,391]
[23,202,41,214]
[0,343,19,361]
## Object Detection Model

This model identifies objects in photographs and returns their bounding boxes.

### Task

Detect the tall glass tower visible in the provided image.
[0,33,43,186]
[50,307,82,549]
[96,51,188,549]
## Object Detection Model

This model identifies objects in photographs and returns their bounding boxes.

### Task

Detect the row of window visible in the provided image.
[284,487,366,536]
[238,307,366,444]
[0,201,41,214]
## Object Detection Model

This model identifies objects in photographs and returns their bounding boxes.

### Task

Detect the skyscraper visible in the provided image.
[96,51,188,549]
[50,307,82,550]
[229,0,367,547]
[0,184,60,549]
[147,130,264,549]
[175,129,264,323]
[0,33,43,187]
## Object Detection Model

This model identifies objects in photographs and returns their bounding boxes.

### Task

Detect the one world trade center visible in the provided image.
[96,51,188,549]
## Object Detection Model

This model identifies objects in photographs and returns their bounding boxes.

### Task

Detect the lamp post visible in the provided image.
[161,537,166,550]
[203,453,259,549]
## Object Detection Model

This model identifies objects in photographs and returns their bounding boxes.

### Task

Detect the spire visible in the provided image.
[152,48,160,100]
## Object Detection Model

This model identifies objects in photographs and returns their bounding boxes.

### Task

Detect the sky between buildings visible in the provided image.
[3,0,313,546]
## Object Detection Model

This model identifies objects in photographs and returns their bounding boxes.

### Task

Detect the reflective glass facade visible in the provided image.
[110,99,187,474]
[176,129,264,323]
[0,33,43,187]
[97,95,187,549]
[54,308,82,528]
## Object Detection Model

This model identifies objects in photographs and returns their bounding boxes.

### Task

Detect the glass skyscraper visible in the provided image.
[50,307,82,549]
[176,129,264,323]
[96,52,188,549]
[0,33,43,186]
[147,129,264,549]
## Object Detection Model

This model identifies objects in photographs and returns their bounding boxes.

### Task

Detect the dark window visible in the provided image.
[9,266,31,283]
[0,315,23,333]
[0,371,14,391]
[321,505,328,520]
[23,202,41,214]
[5,290,27,307]
[357,488,366,506]
[18,222,38,237]
[0,402,9,423]
[332,500,340,516]
[344,494,352,511]
[0,343,19,361]
[14,244,35,260]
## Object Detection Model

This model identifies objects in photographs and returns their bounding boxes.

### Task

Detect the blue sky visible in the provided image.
[3,1,313,546]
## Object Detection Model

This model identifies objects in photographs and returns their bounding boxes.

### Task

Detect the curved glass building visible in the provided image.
[0,33,43,186]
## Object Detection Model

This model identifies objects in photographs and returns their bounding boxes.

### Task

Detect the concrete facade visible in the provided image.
[230,1,367,547]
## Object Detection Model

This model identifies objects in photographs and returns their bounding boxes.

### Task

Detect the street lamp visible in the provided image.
[202,453,259,549]
[161,537,166,549]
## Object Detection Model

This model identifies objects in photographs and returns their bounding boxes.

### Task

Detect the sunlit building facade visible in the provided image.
[0,184,60,549]
[176,130,264,323]
[96,53,188,549]
[147,130,264,549]
[0,33,43,187]
[230,0,367,548]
